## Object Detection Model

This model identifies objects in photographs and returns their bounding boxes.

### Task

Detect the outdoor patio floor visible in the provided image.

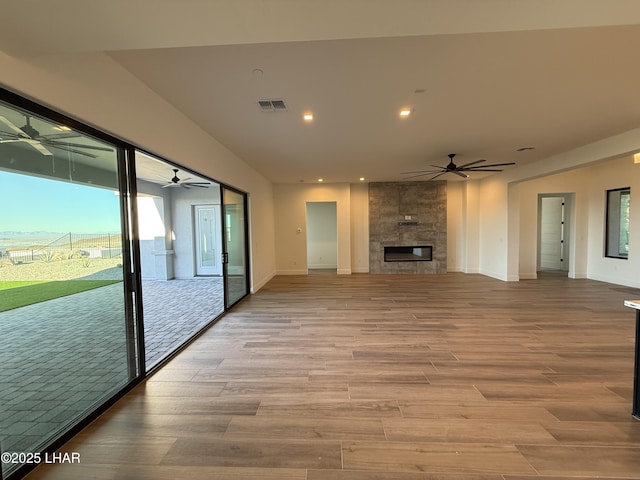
[0,277,223,473]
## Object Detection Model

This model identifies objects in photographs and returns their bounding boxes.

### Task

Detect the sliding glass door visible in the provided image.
[0,97,137,478]
[222,186,249,307]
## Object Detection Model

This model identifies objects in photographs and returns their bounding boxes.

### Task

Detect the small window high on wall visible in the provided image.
[605,187,630,259]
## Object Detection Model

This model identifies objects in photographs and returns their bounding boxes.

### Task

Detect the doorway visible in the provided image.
[195,204,222,276]
[306,202,338,273]
[538,194,572,273]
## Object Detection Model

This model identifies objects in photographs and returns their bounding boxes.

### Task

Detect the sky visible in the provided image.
[0,171,122,233]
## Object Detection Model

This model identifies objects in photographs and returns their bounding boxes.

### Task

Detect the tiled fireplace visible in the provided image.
[369,181,447,274]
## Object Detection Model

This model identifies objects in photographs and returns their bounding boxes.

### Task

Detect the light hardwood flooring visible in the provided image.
[25,272,640,479]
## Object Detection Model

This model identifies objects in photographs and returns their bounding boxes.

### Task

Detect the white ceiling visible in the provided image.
[3,1,640,184]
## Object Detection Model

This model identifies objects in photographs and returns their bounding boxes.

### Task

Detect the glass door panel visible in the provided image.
[195,205,221,276]
[0,98,135,477]
[134,151,224,369]
[222,187,249,307]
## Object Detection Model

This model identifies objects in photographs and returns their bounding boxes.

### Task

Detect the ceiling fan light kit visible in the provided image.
[401,153,515,181]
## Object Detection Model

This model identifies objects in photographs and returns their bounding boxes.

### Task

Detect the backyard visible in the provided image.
[0,255,123,312]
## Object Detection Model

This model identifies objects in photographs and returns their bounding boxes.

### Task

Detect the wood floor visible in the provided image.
[26,272,640,479]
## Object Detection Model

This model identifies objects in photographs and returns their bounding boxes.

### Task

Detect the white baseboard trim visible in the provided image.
[308,264,338,269]
[351,267,370,273]
[587,273,640,289]
[519,273,538,280]
[277,269,309,275]
[569,272,587,279]
[479,269,509,281]
[251,270,276,293]
[337,268,352,275]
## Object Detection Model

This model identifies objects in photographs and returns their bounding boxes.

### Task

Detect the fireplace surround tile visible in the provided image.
[369,181,446,274]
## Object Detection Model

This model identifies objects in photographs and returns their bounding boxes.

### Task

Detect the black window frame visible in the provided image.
[605,186,631,259]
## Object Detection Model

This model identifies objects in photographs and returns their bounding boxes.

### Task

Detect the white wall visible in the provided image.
[586,156,640,287]
[274,183,351,274]
[0,51,276,292]
[511,154,640,287]
[350,183,369,273]
[446,182,464,272]
[515,169,590,280]
[172,187,222,279]
[306,202,338,269]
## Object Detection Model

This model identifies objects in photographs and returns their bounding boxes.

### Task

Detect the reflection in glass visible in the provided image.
[134,151,224,369]
[223,187,249,307]
[0,100,133,476]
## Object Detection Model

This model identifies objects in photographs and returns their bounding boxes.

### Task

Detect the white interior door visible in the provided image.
[539,197,565,270]
[195,204,222,276]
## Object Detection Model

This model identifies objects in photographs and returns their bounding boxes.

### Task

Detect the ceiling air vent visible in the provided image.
[258,99,288,113]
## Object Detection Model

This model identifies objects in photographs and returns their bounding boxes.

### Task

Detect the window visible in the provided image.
[605,187,630,258]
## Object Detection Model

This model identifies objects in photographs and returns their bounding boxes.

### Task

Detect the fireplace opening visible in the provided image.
[384,245,433,262]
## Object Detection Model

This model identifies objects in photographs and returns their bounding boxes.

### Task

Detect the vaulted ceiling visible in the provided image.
[3,1,640,183]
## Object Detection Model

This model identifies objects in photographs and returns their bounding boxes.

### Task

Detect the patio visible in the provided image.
[0,277,223,470]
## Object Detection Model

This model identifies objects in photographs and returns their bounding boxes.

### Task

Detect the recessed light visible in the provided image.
[317,178,323,182]
[303,113,314,121]
[359,177,365,181]
[400,108,412,117]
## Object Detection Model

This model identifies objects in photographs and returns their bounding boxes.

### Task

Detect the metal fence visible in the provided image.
[5,233,122,264]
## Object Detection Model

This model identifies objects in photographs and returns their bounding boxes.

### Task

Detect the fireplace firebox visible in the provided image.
[384,245,433,262]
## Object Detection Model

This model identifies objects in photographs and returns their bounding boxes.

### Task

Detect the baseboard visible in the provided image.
[251,270,276,293]
[277,269,309,275]
[479,269,509,281]
[337,268,352,275]
[308,264,338,269]
[587,273,640,289]
[519,272,538,280]
[569,272,587,279]
[351,267,370,273]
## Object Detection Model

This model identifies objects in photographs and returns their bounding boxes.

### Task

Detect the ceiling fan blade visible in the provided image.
[461,168,504,172]
[48,143,98,158]
[28,140,54,156]
[0,116,28,137]
[453,170,469,178]
[1,138,53,155]
[402,171,443,179]
[400,169,443,174]
[457,159,486,168]
[40,132,81,140]
[178,177,193,183]
[427,172,448,181]
[0,130,22,138]
[43,139,114,152]
[186,183,210,188]
[465,162,515,169]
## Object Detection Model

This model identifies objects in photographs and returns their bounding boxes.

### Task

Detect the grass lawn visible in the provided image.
[0,280,122,312]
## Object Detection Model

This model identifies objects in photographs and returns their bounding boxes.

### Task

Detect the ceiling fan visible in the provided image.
[160,168,211,189]
[0,114,113,158]
[401,153,515,180]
